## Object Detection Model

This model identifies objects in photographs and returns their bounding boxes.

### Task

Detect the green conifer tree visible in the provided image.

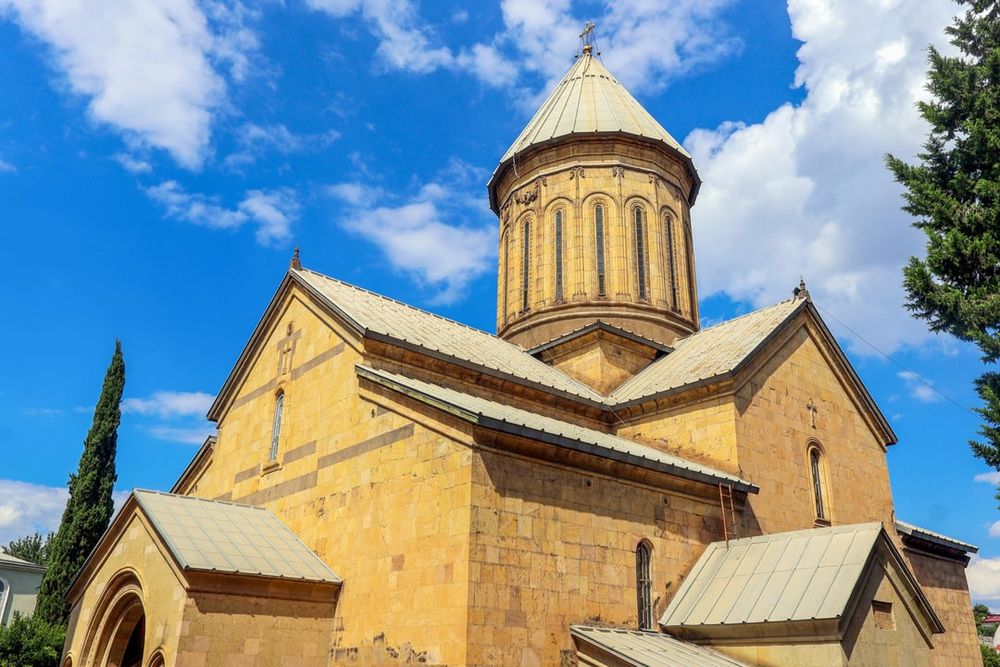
[886,1,1000,499]
[34,342,124,625]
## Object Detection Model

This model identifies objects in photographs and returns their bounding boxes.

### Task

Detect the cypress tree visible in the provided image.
[35,341,124,625]
[886,1,1000,500]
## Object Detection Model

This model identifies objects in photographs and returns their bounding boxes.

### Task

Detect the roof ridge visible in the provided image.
[297,268,524,344]
[682,298,801,339]
[134,488,268,512]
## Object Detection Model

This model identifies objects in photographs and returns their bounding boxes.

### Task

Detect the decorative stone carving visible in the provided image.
[513,181,541,205]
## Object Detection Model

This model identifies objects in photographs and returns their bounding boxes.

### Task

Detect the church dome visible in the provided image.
[489,45,702,350]
[488,48,701,212]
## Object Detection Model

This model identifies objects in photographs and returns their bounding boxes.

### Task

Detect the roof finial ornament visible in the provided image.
[578,20,599,57]
[290,247,301,271]
[793,276,811,301]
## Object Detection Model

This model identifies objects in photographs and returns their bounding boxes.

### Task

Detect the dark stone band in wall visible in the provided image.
[234,464,261,484]
[283,440,317,464]
[317,424,415,469]
[233,471,318,506]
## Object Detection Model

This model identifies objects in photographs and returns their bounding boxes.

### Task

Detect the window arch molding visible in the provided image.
[806,440,831,525]
[635,539,654,630]
[660,207,681,310]
[628,201,651,301]
[549,204,568,302]
[585,197,613,298]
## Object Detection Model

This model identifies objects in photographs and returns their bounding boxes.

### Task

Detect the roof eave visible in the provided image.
[357,365,757,494]
[487,133,702,214]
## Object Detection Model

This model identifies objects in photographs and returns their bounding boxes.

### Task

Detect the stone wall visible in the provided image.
[733,322,895,533]
[63,514,185,666]
[190,288,476,665]
[902,548,981,667]
[466,444,728,666]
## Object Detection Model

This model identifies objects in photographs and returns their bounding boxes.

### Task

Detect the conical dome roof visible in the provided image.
[499,51,691,164]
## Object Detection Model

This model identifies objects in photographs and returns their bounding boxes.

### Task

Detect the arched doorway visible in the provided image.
[80,573,147,667]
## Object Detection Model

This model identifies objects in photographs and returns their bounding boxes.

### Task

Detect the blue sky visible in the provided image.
[1,0,998,605]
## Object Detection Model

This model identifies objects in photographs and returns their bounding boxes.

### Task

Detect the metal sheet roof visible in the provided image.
[498,53,689,165]
[571,626,749,667]
[660,523,883,628]
[294,268,606,404]
[357,365,756,493]
[895,520,978,553]
[134,490,341,583]
[610,299,805,404]
[0,551,46,573]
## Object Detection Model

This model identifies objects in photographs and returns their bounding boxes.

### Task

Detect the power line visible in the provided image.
[812,302,980,420]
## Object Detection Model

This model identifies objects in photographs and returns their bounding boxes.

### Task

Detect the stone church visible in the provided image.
[61,44,982,667]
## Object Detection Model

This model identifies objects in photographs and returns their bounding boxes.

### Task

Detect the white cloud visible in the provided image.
[0,0,259,168]
[113,153,153,174]
[24,407,64,416]
[975,471,1000,486]
[147,425,216,445]
[224,123,341,168]
[684,0,957,355]
[306,0,454,74]
[145,181,298,245]
[969,555,1000,605]
[0,480,66,543]
[328,160,496,303]
[305,0,736,95]
[991,522,1000,538]
[0,158,16,173]
[121,390,215,418]
[496,0,739,96]
[897,370,941,403]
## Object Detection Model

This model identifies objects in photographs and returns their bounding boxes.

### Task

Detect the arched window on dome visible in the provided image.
[595,204,606,296]
[269,391,284,462]
[808,444,829,524]
[502,229,511,323]
[521,220,531,311]
[554,209,564,302]
[634,206,648,300]
[636,541,653,630]
[664,212,679,308]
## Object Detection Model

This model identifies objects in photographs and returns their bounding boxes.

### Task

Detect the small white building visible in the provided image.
[0,551,46,625]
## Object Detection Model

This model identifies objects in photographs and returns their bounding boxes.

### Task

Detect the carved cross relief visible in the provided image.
[805,399,818,429]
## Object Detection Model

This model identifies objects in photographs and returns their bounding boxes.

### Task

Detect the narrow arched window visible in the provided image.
[521,220,531,311]
[810,447,827,522]
[554,210,564,301]
[636,542,653,630]
[635,207,647,299]
[502,230,510,322]
[664,213,678,307]
[595,205,606,296]
[269,392,284,461]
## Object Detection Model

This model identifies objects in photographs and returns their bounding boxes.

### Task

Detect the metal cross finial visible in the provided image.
[579,21,598,56]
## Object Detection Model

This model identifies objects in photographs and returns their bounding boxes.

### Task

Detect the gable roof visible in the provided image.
[208,266,895,451]
[609,299,806,404]
[527,320,674,357]
[660,522,942,635]
[571,626,750,667]
[133,490,340,583]
[293,268,607,405]
[357,365,757,494]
